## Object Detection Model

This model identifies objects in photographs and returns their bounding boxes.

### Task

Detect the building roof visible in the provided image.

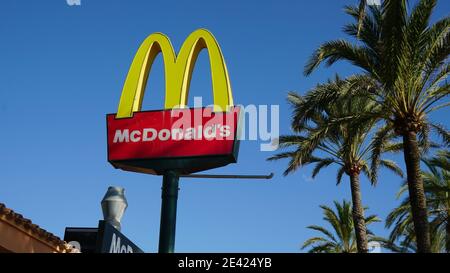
[0,202,75,253]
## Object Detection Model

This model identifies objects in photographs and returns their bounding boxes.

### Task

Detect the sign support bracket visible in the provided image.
[179,173,274,180]
[157,171,273,253]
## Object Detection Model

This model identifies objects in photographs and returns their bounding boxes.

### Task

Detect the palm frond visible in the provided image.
[312,158,338,178]
[304,40,375,76]
[380,159,404,177]
[429,123,450,146]
[336,166,346,186]
[306,225,337,243]
[370,123,395,184]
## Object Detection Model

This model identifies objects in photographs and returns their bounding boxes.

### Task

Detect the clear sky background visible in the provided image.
[0,0,448,253]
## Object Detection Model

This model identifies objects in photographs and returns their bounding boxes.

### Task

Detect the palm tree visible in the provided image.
[424,150,450,252]
[303,0,449,252]
[379,228,446,253]
[385,150,450,252]
[302,200,380,253]
[269,76,403,252]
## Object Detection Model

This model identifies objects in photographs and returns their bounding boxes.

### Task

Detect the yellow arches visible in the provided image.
[116,29,234,118]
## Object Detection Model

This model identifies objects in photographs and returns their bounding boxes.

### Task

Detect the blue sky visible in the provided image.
[0,0,448,253]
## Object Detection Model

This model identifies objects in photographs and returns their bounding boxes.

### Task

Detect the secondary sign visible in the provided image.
[64,221,143,253]
[96,220,143,253]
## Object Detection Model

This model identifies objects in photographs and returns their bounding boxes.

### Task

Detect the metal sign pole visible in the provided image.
[158,170,179,253]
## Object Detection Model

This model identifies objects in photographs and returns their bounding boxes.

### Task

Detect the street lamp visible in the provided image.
[101,186,128,231]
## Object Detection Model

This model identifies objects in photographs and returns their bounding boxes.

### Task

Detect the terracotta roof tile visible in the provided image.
[0,202,75,253]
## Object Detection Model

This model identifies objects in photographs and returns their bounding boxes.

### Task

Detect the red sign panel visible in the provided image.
[107,107,241,175]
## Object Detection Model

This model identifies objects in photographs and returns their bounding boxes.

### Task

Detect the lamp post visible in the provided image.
[101,186,128,231]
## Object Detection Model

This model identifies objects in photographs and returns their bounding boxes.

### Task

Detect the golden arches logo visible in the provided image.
[116,29,234,118]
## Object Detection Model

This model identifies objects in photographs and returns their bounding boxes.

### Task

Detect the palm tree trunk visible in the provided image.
[446,209,450,253]
[349,172,368,253]
[402,131,431,253]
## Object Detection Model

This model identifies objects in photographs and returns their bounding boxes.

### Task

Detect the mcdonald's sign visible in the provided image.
[107,29,241,175]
